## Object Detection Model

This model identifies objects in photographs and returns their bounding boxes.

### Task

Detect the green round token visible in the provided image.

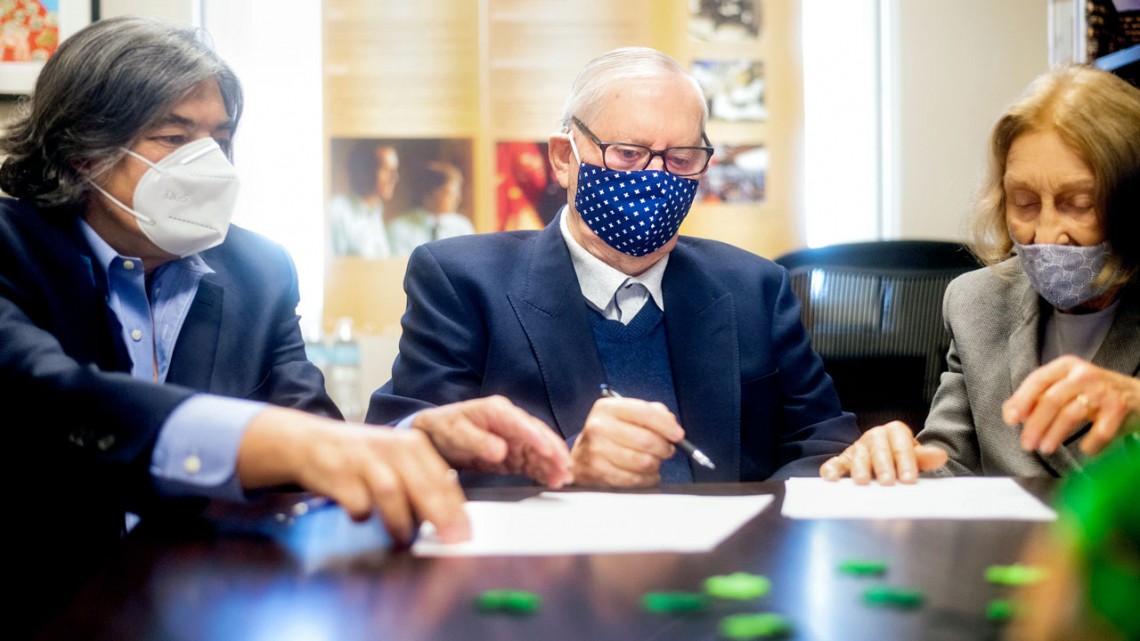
[718,613,793,639]
[862,586,924,608]
[838,559,888,576]
[985,564,1048,586]
[641,591,710,614]
[704,572,772,600]
[986,598,1021,622]
[475,589,542,614]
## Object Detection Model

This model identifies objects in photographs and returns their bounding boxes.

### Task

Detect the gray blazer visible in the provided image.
[918,258,1140,477]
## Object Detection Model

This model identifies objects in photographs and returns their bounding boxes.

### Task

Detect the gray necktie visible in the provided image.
[613,280,648,324]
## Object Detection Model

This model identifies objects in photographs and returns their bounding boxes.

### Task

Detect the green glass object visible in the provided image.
[985,564,1048,586]
[704,572,772,600]
[1053,434,1140,638]
[641,591,710,614]
[862,586,924,608]
[474,589,542,614]
[718,613,793,639]
[986,598,1021,622]
[838,559,889,576]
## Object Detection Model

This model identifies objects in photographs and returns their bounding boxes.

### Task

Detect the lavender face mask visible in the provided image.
[1014,240,1113,309]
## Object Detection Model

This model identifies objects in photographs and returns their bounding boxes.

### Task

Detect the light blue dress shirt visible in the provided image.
[79,221,264,501]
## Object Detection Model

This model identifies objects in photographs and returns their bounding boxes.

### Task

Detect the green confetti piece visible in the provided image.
[862,586,924,609]
[838,559,889,576]
[718,613,793,639]
[986,598,1021,622]
[985,564,1048,586]
[641,591,710,614]
[704,572,772,600]
[474,590,542,614]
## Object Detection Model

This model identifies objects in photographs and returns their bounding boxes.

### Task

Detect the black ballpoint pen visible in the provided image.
[598,383,716,470]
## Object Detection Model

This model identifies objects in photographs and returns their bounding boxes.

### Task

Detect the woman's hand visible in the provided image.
[1004,355,1140,455]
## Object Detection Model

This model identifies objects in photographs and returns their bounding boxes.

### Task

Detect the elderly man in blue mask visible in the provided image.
[369,47,944,486]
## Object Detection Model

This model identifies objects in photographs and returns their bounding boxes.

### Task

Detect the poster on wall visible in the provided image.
[0,0,92,94]
[688,0,761,42]
[327,137,475,259]
[692,59,767,122]
[495,141,566,232]
[697,144,767,205]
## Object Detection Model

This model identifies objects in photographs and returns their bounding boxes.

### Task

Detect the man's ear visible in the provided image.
[548,132,573,189]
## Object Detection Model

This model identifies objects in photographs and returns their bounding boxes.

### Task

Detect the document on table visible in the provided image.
[413,492,773,556]
[780,477,1056,521]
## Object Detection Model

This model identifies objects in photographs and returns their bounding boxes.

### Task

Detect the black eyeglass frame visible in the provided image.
[570,116,715,177]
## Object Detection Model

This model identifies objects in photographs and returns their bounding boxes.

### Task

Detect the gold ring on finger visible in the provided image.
[1075,394,1097,421]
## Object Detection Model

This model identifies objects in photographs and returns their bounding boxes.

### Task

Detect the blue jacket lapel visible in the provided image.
[663,243,740,482]
[167,279,222,391]
[508,219,607,441]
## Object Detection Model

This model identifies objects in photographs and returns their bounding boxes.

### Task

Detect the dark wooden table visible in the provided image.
[41,480,1058,641]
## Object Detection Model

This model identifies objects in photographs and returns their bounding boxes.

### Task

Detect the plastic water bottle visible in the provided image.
[328,317,363,421]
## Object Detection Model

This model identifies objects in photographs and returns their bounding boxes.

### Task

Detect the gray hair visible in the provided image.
[0,16,243,209]
[559,47,708,131]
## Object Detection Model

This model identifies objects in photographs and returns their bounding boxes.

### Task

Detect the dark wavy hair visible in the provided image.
[0,16,243,209]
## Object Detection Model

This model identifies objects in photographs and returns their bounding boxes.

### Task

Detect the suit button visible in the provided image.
[97,435,116,451]
[67,432,86,447]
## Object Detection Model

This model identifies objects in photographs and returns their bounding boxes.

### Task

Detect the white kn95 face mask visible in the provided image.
[87,137,241,257]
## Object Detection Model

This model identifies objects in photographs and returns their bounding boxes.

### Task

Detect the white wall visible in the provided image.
[883,0,1048,241]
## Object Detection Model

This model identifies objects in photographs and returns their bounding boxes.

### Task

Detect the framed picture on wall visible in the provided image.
[689,0,761,42]
[697,143,767,205]
[495,141,566,232]
[0,0,94,95]
[692,59,767,122]
[327,137,476,259]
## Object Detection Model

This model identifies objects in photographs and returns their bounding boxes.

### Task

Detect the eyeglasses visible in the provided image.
[571,116,714,177]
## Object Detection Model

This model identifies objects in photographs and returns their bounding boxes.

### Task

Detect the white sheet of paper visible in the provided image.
[780,477,1056,521]
[413,492,773,556]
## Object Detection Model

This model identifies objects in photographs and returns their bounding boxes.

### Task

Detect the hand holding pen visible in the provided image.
[599,384,716,470]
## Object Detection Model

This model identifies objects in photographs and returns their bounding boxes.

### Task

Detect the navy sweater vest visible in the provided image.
[589,303,692,482]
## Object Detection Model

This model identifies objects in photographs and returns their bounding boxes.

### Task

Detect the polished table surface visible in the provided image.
[43,480,1057,641]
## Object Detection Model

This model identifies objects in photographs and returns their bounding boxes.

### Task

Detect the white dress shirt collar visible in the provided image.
[558,206,668,319]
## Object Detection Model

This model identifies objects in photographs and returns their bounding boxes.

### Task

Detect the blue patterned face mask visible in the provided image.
[570,137,699,257]
[1014,240,1113,309]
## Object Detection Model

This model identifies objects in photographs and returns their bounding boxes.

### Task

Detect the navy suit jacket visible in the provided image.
[0,197,338,631]
[368,217,857,482]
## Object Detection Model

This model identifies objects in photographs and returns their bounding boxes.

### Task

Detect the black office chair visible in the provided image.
[774,240,981,432]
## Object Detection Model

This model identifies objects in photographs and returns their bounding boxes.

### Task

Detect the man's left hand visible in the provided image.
[819,421,949,484]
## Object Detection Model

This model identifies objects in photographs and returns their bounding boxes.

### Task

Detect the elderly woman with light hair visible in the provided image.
[822,65,1140,481]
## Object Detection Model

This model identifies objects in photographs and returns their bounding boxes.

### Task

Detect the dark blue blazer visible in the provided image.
[0,197,338,632]
[368,216,857,482]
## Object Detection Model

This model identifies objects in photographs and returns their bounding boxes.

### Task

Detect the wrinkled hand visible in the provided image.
[570,397,684,487]
[237,407,470,545]
[1003,355,1140,456]
[412,395,573,488]
[819,421,949,484]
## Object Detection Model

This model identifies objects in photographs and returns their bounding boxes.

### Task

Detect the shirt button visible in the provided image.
[130,329,143,341]
[183,455,202,474]
[122,260,136,270]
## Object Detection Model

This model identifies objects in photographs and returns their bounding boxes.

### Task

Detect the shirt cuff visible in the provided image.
[150,395,268,502]
[394,411,418,430]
